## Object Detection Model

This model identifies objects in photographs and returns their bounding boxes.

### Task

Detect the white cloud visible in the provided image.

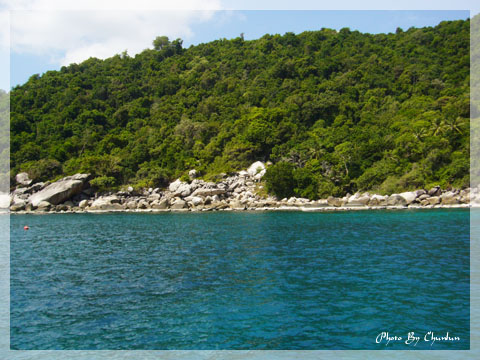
[2,0,222,65]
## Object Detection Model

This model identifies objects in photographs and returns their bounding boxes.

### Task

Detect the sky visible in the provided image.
[0,0,478,91]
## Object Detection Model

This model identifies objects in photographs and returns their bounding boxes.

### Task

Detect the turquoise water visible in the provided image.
[10,209,469,350]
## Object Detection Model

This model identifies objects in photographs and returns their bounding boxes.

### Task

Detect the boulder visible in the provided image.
[327,196,342,207]
[428,186,441,197]
[246,161,266,180]
[78,200,89,208]
[169,179,182,192]
[190,196,204,206]
[171,199,187,210]
[347,195,370,207]
[191,188,226,197]
[189,169,198,180]
[29,174,89,207]
[137,199,149,209]
[247,161,266,177]
[16,172,32,186]
[229,200,246,210]
[171,182,192,197]
[440,191,459,205]
[314,199,330,207]
[147,193,161,202]
[125,200,137,210]
[89,195,122,210]
[36,201,52,210]
[151,198,169,210]
[387,194,407,206]
[399,191,418,205]
[10,200,26,211]
[427,196,441,205]
[369,194,388,206]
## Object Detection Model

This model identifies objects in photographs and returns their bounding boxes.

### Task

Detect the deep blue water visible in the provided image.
[10,209,469,350]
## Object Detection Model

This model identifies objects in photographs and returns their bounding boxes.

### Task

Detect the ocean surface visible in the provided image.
[10,209,470,350]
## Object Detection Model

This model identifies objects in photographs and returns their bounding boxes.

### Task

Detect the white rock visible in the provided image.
[191,196,204,206]
[247,161,266,177]
[169,179,182,193]
[399,191,418,205]
[29,174,89,207]
[89,195,122,210]
[189,169,198,180]
[172,183,192,197]
[16,172,32,186]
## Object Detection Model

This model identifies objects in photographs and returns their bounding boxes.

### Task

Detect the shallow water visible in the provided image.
[10,209,469,349]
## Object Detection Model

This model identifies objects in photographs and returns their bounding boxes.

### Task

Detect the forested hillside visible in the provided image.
[10,19,470,197]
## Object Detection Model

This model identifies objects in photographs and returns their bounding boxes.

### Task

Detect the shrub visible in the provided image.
[89,176,116,191]
[21,158,62,182]
[264,162,295,199]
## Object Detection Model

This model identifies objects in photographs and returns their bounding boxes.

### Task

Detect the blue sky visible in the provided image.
[0,1,476,91]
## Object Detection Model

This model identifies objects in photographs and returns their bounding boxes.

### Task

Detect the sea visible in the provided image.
[9,209,470,350]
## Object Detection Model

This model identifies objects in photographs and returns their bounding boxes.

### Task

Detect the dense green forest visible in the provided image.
[10,19,470,198]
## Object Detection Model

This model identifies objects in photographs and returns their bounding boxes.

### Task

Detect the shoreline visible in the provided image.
[7,162,476,215]
[7,203,472,215]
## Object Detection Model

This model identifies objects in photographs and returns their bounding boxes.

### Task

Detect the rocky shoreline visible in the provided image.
[3,161,477,214]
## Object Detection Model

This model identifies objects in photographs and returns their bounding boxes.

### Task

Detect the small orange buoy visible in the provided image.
[24,226,29,230]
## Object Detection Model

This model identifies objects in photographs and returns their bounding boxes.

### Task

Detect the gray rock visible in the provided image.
[399,191,418,205]
[191,188,226,197]
[369,194,388,206]
[137,199,149,209]
[125,200,137,210]
[427,196,441,205]
[171,199,187,210]
[440,191,459,205]
[190,196,204,206]
[327,196,342,207]
[151,198,169,209]
[169,179,182,193]
[428,186,441,196]
[172,183,192,197]
[10,201,26,211]
[229,200,246,210]
[89,195,122,210]
[23,182,46,194]
[347,195,370,206]
[147,193,161,202]
[16,172,32,186]
[387,194,407,206]
[247,161,266,177]
[36,201,52,210]
[29,174,89,207]
[189,169,198,180]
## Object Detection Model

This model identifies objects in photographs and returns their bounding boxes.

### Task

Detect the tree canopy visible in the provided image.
[10,19,470,196]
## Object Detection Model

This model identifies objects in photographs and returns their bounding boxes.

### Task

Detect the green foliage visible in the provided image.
[264,162,296,199]
[90,176,116,192]
[9,20,471,196]
[21,158,62,183]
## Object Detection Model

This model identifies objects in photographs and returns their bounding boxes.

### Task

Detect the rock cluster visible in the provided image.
[4,162,475,213]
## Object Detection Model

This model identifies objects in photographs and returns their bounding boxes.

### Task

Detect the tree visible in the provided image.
[264,162,295,199]
[153,36,170,50]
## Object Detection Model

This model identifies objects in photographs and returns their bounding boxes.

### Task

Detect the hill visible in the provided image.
[10,19,470,198]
